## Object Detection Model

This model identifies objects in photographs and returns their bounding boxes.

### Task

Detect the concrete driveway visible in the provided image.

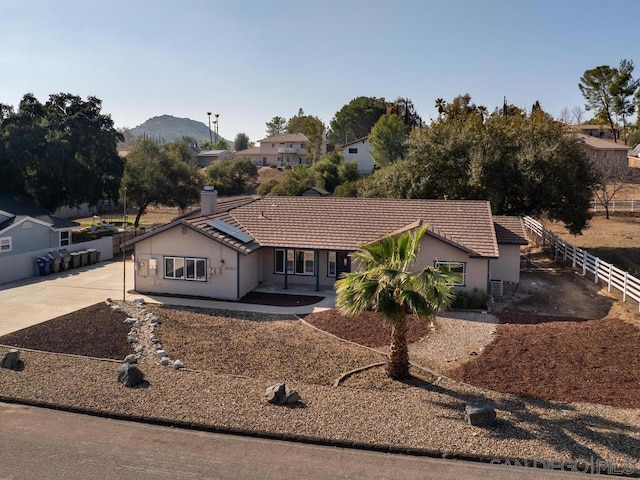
[0,259,335,337]
[0,259,137,336]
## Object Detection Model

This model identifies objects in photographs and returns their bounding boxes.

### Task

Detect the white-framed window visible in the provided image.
[327,251,337,277]
[60,231,70,247]
[164,256,206,281]
[434,261,466,286]
[0,237,11,252]
[274,249,314,275]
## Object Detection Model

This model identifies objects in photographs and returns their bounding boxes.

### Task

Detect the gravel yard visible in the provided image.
[1,262,639,472]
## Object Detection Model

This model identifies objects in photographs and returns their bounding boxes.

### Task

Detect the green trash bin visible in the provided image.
[87,248,98,264]
[79,250,89,266]
[70,252,81,269]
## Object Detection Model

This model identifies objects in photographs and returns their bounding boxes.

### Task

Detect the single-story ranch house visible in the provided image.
[128,189,527,301]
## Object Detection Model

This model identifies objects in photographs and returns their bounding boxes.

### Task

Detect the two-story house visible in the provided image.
[236,133,326,167]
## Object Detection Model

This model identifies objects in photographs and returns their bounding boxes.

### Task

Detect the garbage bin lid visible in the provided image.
[59,249,70,256]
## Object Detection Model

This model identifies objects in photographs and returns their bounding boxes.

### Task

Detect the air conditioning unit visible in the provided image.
[490,279,504,297]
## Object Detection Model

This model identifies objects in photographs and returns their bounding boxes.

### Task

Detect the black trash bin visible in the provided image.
[36,256,50,276]
[47,251,63,273]
[59,249,71,271]
[95,250,101,263]
[79,250,89,267]
[70,252,81,269]
[87,248,97,264]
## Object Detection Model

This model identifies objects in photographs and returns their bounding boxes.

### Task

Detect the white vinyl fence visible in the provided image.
[523,216,640,310]
[591,199,640,213]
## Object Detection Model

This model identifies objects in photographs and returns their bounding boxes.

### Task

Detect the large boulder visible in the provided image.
[464,403,496,426]
[0,349,20,370]
[117,364,144,387]
[265,383,299,405]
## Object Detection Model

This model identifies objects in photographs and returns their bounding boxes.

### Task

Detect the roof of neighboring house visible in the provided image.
[231,197,499,256]
[630,144,640,157]
[572,124,617,132]
[258,133,308,143]
[493,216,528,245]
[171,196,259,221]
[575,134,630,151]
[0,190,79,231]
[301,187,330,196]
[234,146,261,156]
[341,137,369,148]
[198,150,233,156]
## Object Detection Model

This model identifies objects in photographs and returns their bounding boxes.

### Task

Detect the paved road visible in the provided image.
[0,403,593,480]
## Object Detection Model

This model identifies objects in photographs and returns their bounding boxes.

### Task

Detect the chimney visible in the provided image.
[201,186,218,215]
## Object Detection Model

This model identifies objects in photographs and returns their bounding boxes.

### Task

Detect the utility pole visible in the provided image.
[207,112,213,143]
[122,187,127,303]
[214,113,220,141]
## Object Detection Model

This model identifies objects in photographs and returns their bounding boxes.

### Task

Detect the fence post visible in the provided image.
[572,245,577,268]
[581,249,586,276]
[594,257,599,283]
[607,264,612,292]
[623,272,628,302]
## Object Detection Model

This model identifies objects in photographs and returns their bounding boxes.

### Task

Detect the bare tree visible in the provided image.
[591,154,633,219]
[571,106,585,124]
[558,107,572,124]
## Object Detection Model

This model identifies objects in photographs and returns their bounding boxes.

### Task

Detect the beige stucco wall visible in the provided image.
[133,225,243,300]
[414,236,490,294]
[490,244,522,283]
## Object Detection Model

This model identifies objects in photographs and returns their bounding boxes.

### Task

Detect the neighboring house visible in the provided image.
[571,124,617,140]
[301,187,330,196]
[235,133,326,167]
[128,190,527,301]
[575,134,631,169]
[492,216,528,284]
[194,150,235,168]
[0,190,78,257]
[628,143,640,169]
[341,137,374,175]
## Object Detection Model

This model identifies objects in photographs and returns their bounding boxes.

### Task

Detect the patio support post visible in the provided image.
[315,250,320,292]
[284,248,288,290]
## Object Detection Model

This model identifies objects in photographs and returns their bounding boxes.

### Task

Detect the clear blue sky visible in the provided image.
[2,0,638,143]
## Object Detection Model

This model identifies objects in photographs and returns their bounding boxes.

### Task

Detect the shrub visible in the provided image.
[451,288,489,310]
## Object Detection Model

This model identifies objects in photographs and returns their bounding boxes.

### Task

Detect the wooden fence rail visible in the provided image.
[523,216,640,310]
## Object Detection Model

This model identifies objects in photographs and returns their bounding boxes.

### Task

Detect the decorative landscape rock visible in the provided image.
[464,403,496,426]
[111,305,123,313]
[265,383,299,405]
[123,354,138,364]
[0,349,20,369]
[117,364,144,387]
[173,359,184,369]
[124,317,137,325]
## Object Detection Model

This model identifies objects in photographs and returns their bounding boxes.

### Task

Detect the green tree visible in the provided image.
[164,141,193,163]
[287,113,325,163]
[121,139,203,228]
[335,226,457,379]
[233,132,250,151]
[328,96,387,145]
[434,98,446,120]
[205,158,258,195]
[368,114,408,167]
[211,138,230,150]
[611,59,639,144]
[0,92,123,211]
[268,166,322,196]
[387,97,422,129]
[265,116,286,137]
[579,64,620,142]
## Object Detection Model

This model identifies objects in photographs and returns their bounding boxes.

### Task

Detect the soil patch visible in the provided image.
[302,309,432,348]
[0,303,131,360]
[449,317,640,408]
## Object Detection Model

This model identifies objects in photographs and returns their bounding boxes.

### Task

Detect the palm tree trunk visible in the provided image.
[386,315,410,380]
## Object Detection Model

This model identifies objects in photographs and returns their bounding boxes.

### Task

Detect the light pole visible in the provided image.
[122,187,127,303]
[214,113,219,141]
[207,112,213,143]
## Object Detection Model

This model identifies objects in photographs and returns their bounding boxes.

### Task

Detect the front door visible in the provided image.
[336,251,351,277]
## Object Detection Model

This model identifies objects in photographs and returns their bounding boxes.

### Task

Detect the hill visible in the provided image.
[119,115,228,148]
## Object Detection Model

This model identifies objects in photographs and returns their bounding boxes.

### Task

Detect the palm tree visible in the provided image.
[335,225,458,380]
[435,98,446,120]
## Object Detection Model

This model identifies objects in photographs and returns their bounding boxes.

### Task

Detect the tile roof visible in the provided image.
[258,133,308,143]
[230,197,499,257]
[575,134,630,151]
[493,216,528,245]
